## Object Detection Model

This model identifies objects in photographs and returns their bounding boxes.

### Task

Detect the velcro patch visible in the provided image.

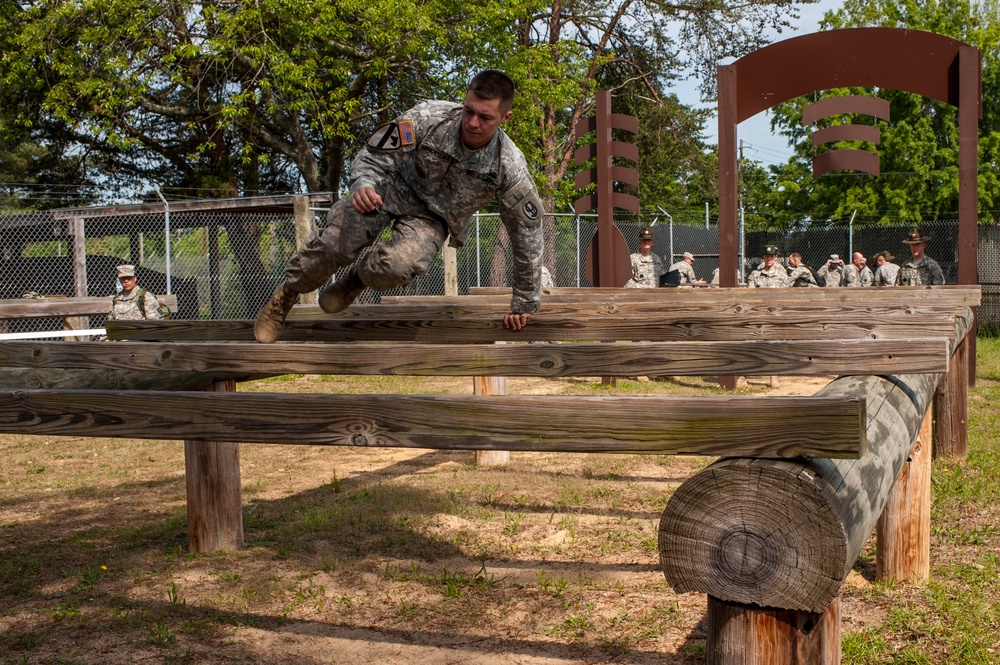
[398,120,414,145]
[522,200,539,220]
[368,123,402,150]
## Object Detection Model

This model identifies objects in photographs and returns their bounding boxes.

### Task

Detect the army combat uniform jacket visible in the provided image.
[667,260,699,286]
[350,100,545,313]
[896,255,945,286]
[787,265,819,287]
[842,264,873,287]
[624,252,666,288]
[108,288,162,321]
[874,262,900,286]
[747,263,790,288]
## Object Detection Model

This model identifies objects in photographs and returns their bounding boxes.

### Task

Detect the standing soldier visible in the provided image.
[786,252,819,287]
[896,228,945,285]
[253,70,545,343]
[747,246,790,288]
[108,265,163,321]
[818,254,846,287]
[624,227,666,288]
[872,251,900,286]
[842,252,874,287]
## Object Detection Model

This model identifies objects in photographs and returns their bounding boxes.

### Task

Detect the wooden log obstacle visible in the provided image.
[0,285,980,665]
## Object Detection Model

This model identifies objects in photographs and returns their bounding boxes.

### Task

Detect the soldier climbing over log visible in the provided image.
[254,70,545,343]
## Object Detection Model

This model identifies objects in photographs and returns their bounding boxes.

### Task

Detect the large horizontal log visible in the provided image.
[657,307,974,612]
[0,338,949,377]
[0,390,866,458]
[0,295,178,319]
[106,317,959,344]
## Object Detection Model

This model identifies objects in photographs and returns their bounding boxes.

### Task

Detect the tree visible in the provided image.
[760,0,1000,225]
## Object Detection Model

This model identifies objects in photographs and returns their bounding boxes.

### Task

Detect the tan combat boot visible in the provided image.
[318,270,366,314]
[253,282,298,343]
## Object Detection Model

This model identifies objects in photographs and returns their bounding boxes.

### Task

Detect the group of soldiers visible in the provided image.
[622,226,945,290]
[747,227,945,288]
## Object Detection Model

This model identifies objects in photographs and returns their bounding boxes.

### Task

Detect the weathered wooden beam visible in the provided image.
[0,390,866,458]
[0,367,270,391]
[0,295,178,319]
[657,307,974,612]
[0,338,950,377]
[106,317,959,344]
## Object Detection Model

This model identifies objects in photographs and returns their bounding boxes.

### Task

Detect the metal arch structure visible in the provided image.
[717,28,982,383]
[717,27,982,288]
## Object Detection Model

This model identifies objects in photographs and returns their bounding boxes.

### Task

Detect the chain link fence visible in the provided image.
[2,205,997,336]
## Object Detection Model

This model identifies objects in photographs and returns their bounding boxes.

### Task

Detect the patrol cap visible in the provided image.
[829,254,842,262]
[763,245,779,255]
[638,227,654,240]
[116,264,136,278]
[903,227,930,244]
[683,251,695,261]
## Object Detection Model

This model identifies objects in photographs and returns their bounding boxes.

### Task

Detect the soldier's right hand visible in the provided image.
[350,187,383,213]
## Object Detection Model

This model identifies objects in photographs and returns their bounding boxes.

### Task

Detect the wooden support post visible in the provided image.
[933,334,969,459]
[876,405,932,583]
[69,217,89,335]
[293,195,317,305]
[443,244,458,296]
[184,379,244,553]
[474,347,509,466]
[706,595,841,665]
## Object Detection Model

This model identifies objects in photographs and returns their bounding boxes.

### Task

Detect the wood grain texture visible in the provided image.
[0,367,270,391]
[185,380,243,553]
[933,332,970,458]
[876,408,932,583]
[0,338,950,377]
[0,295,178,318]
[658,309,973,612]
[706,595,841,665]
[0,390,865,458]
[105,317,959,344]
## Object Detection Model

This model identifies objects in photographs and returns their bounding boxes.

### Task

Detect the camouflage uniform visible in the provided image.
[540,266,555,288]
[842,264,874,287]
[817,263,846,287]
[874,262,900,286]
[667,260,699,286]
[286,100,545,314]
[787,265,819,287]
[896,255,945,286]
[747,263,790,288]
[624,253,665,288]
[109,288,162,320]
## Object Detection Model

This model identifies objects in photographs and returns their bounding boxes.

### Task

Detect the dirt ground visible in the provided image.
[1,374,883,665]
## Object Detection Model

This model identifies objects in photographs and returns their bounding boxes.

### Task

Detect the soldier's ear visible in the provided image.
[500,110,512,125]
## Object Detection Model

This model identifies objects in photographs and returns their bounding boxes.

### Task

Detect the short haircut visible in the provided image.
[468,70,516,111]
[789,252,802,260]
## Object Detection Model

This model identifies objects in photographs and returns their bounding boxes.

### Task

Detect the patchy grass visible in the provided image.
[0,351,996,663]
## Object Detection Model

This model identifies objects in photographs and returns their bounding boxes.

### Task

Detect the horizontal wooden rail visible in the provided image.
[0,338,950,376]
[0,389,866,458]
[0,295,178,318]
[106,317,959,344]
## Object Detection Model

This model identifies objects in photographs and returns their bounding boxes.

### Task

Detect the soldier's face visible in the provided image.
[910,242,925,257]
[763,254,777,267]
[461,92,512,150]
[639,238,653,255]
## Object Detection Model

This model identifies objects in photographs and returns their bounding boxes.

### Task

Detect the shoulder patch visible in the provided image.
[368,123,402,150]
[522,200,539,220]
[398,120,414,146]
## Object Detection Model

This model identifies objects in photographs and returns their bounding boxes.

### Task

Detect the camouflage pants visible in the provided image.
[284,197,449,293]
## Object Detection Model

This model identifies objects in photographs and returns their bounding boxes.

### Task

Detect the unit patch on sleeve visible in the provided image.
[368,123,402,150]
[398,120,415,146]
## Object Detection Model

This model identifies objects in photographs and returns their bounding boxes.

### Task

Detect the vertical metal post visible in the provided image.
[475,214,481,287]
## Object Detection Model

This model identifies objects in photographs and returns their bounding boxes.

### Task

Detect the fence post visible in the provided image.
[185,379,244,553]
[706,595,841,665]
[473,345,509,467]
[69,217,89,336]
[876,405,932,583]
[293,195,317,305]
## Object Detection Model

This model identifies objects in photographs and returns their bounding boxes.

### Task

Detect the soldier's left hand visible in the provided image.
[503,312,531,331]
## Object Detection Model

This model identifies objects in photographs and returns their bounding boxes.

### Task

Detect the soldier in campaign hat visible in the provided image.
[747,245,789,288]
[872,250,899,286]
[896,227,944,285]
[624,227,666,288]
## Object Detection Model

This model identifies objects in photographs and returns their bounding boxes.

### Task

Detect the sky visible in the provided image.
[674,0,845,165]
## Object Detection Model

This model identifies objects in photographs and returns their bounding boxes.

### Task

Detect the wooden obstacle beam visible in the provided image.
[657,307,973,664]
[0,338,950,377]
[0,294,179,318]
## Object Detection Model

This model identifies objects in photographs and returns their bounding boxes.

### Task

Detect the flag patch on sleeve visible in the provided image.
[398,120,415,146]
